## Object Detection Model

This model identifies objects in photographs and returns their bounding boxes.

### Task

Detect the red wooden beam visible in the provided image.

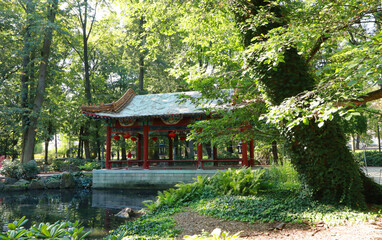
[143,125,149,169]
[106,126,112,169]
[241,141,248,167]
[197,143,203,168]
[169,133,173,161]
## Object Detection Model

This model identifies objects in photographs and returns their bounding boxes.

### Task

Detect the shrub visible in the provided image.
[22,160,40,180]
[51,158,66,171]
[0,160,23,179]
[144,166,300,212]
[353,150,382,167]
[263,161,301,191]
[0,160,40,180]
[79,161,101,171]
[51,158,93,171]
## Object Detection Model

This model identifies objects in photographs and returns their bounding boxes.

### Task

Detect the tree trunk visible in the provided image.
[356,135,361,150]
[121,138,127,160]
[231,0,382,208]
[77,126,84,158]
[80,0,94,160]
[20,0,35,162]
[138,17,145,92]
[352,135,356,152]
[22,0,58,163]
[55,133,58,158]
[378,124,381,152]
[44,138,49,165]
[271,141,278,165]
[83,126,91,159]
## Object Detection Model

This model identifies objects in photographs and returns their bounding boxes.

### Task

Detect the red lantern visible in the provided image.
[168,132,176,139]
[113,135,120,141]
[152,137,158,142]
[124,133,131,139]
[180,136,186,142]
[131,137,137,142]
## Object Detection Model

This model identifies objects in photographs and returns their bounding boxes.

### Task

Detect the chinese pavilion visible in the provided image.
[81,89,254,169]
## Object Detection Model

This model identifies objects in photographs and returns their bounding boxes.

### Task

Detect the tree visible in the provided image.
[231,0,382,207]
[21,0,59,163]
[144,0,382,208]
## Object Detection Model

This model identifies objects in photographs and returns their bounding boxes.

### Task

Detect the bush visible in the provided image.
[79,161,101,171]
[0,160,40,180]
[51,158,94,171]
[353,151,382,167]
[22,160,40,180]
[0,160,23,179]
[144,166,301,212]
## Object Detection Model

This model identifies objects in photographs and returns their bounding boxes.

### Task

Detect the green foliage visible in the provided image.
[353,151,382,167]
[71,172,93,189]
[79,161,101,171]
[184,228,240,240]
[0,216,90,240]
[263,161,301,191]
[44,174,61,184]
[0,160,23,179]
[144,166,300,212]
[0,160,39,180]
[51,158,92,171]
[105,210,180,240]
[21,161,40,180]
[193,191,381,225]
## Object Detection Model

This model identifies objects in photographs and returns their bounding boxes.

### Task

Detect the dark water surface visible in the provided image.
[0,189,159,239]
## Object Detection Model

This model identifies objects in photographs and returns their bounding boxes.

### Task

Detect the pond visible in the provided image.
[0,189,159,239]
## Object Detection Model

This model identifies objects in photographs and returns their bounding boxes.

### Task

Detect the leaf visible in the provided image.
[302,117,309,125]
[7,223,16,230]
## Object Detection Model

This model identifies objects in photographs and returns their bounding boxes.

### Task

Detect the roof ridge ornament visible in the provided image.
[81,88,136,113]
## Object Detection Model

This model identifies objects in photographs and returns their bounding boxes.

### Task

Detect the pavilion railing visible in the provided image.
[107,158,243,169]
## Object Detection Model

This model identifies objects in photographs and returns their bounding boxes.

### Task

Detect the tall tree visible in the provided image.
[22,0,59,163]
[146,0,382,207]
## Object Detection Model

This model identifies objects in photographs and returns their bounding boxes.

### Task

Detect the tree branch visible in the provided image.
[353,88,382,106]
[335,88,382,107]
[306,7,382,64]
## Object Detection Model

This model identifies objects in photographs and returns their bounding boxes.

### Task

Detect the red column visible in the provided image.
[241,141,248,167]
[143,126,149,169]
[169,136,173,160]
[197,143,203,168]
[249,140,254,167]
[106,126,112,169]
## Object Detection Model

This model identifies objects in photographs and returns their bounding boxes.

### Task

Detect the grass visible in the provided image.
[106,163,382,240]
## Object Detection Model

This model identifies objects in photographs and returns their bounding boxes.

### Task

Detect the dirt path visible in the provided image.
[174,211,382,240]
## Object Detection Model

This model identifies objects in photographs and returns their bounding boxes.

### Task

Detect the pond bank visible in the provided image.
[0,172,92,191]
[0,188,159,239]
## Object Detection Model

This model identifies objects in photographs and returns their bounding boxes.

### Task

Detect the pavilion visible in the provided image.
[81,89,254,170]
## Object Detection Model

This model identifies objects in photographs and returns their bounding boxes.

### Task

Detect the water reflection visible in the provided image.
[0,189,159,239]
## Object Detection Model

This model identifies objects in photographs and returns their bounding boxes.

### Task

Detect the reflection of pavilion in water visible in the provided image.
[82,89,256,170]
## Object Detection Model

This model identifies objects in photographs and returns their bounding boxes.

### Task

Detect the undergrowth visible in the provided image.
[107,163,382,239]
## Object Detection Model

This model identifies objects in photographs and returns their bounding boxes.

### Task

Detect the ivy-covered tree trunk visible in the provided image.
[231,0,382,208]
